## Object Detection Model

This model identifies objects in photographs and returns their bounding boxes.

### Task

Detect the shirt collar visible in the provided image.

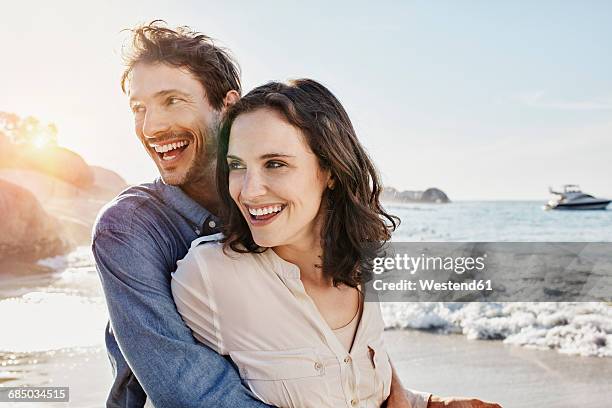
[153,178,217,232]
[266,248,301,279]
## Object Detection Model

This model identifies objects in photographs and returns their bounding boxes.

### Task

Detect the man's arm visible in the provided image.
[385,363,502,408]
[93,227,271,408]
[427,396,502,408]
[386,363,431,408]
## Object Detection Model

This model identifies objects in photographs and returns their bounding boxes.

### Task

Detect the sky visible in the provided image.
[2,0,611,200]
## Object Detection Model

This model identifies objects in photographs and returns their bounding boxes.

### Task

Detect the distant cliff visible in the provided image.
[382,187,450,203]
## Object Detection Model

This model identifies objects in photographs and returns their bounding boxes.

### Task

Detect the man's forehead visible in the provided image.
[128,62,204,99]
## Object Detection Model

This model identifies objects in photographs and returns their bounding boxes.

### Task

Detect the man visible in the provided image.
[93,21,501,408]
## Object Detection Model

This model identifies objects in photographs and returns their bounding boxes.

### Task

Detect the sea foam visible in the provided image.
[381,302,612,357]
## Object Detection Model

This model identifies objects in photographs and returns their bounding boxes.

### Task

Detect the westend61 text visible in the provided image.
[373,279,493,292]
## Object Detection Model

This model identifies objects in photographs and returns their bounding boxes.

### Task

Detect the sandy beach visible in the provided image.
[386,330,612,408]
[2,329,610,407]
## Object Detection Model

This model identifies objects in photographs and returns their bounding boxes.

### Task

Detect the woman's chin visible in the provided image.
[252,235,280,248]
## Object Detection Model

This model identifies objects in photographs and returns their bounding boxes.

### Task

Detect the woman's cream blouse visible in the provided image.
[171,239,392,408]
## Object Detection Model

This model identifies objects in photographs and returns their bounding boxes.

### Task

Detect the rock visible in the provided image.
[0,180,68,263]
[0,168,126,248]
[1,145,94,189]
[382,186,451,203]
[421,188,450,203]
[0,132,8,150]
[90,166,128,198]
[0,139,129,271]
[0,169,81,202]
[0,260,54,278]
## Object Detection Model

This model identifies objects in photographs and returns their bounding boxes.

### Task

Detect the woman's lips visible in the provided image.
[246,205,286,227]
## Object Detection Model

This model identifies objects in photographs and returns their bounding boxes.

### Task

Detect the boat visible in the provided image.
[545,185,611,210]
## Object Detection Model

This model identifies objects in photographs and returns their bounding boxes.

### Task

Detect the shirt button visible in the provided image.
[314,362,323,371]
[350,398,359,407]
[344,356,352,364]
[208,220,216,228]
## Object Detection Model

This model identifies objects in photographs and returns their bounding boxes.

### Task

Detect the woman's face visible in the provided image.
[227,108,330,248]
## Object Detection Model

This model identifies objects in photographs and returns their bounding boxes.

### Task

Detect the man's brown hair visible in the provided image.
[216,79,399,287]
[121,20,241,109]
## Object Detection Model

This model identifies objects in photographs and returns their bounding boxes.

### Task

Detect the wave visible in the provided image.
[381,302,612,357]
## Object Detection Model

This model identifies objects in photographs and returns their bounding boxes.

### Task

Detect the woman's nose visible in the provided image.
[241,170,267,200]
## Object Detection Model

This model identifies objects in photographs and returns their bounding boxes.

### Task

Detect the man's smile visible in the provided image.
[149,139,191,162]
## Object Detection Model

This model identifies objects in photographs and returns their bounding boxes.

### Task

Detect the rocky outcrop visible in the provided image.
[0,144,94,189]
[0,132,9,151]
[90,166,128,198]
[0,133,129,270]
[0,169,81,202]
[382,187,451,203]
[0,167,128,251]
[421,188,451,203]
[0,144,129,268]
[0,180,68,262]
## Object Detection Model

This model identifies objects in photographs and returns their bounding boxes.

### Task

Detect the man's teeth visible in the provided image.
[248,205,283,216]
[152,140,189,153]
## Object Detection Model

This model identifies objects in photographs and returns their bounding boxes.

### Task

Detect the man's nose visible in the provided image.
[142,108,171,139]
[241,170,267,200]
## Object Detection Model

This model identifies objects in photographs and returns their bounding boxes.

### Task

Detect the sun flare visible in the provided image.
[32,133,50,149]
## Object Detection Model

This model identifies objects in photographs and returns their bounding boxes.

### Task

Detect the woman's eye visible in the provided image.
[266,161,285,169]
[228,161,245,170]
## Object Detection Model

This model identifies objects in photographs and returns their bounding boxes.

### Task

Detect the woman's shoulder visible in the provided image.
[172,239,244,304]
[175,237,272,282]
[178,238,239,271]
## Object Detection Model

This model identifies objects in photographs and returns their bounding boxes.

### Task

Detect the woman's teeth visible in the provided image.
[248,205,284,218]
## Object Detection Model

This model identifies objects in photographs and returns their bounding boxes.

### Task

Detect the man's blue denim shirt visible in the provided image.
[92,179,270,408]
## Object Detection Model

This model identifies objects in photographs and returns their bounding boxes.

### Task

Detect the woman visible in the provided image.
[171,79,402,408]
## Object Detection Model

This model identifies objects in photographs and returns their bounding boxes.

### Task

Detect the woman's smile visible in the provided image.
[243,203,287,226]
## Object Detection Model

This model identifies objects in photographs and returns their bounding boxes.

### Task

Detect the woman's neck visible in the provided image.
[273,235,331,287]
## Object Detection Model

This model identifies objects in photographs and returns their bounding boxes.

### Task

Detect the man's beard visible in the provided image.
[177,119,219,188]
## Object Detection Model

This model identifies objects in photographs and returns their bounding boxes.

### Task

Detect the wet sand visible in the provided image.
[0,348,111,407]
[385,330,612,408]
[1,331,610,407]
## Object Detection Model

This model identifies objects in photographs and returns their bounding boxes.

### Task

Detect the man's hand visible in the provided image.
[428,396,503,408]
[384,384,412,408]
[384,362,429,408]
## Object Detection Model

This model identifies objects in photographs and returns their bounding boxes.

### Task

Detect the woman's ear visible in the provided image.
[327,176,335,190]
[222,90,240,111]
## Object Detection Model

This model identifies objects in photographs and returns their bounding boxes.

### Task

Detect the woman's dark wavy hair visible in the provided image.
[216,79,399,287]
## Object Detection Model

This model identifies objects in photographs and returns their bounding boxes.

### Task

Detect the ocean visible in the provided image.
[389,201,612,242]
[1,201,611,405]
[382,201,612,358]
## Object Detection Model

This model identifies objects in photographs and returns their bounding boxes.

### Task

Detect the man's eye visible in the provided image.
[167,97,181,105]
[228,161,245,170]
[131,105,145,114]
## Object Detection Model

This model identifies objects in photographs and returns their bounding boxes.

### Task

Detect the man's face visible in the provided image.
[128,62,220,186]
